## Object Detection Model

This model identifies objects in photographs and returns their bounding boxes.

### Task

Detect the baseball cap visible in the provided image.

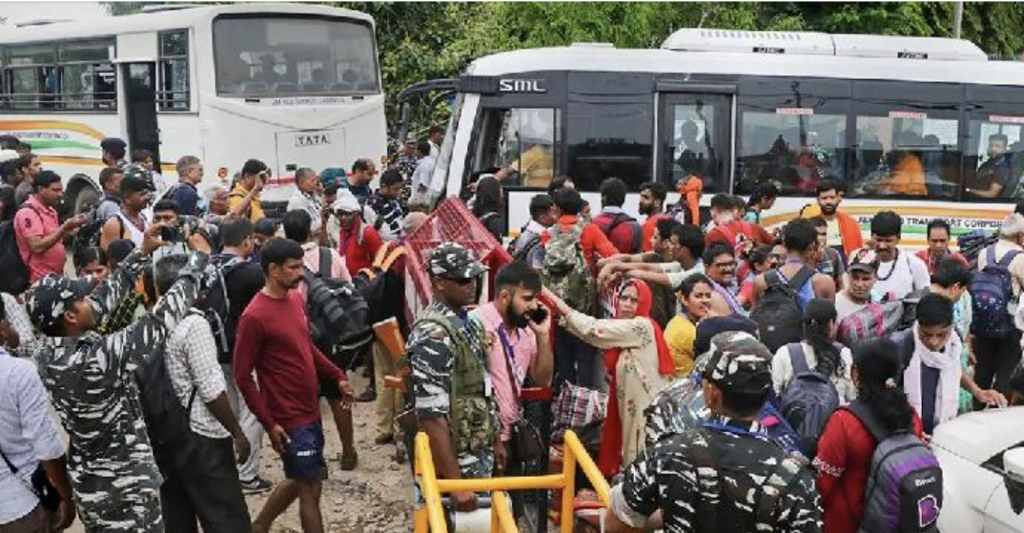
[100,137,126,153]
[429,242,487,279]
[694,315,758,357]
[848,249,879,274]
[697,331,773,396]
[120,174,150,196]
[331,189,361,213]
[26,274,96,334]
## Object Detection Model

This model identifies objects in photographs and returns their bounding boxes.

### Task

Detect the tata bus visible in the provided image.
[431,29,1024,247]
[0,3,386,214]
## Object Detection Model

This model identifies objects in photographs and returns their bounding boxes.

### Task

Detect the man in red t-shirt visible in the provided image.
[591,177,643,254]
[639,181,669,253]
[234,238,354,533]
[333,189,382,274]
[704,193,773,250]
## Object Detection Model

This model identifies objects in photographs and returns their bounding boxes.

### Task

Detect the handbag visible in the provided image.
[497,328,546,465]
[0,446,62,512]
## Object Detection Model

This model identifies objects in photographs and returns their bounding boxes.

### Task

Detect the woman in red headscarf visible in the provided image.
[546,279,675,477]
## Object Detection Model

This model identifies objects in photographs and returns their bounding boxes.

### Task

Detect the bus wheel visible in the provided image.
[64,175,100,218]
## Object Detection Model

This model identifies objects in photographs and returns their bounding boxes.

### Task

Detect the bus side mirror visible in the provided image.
[1004,448,1024,515]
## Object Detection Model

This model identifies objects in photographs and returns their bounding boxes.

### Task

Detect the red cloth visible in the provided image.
[704,220,773,249]
[641,214,668,252]
[814,409,924,533]
[598,279,674,477]
[338,218,383,274]
[233,291,347,431]
[592,212,642,255]
[914,249,969,275]
[540,215,619,268]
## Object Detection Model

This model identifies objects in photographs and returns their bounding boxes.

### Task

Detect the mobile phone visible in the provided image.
[527,306,549,324]
[161,225,182,242]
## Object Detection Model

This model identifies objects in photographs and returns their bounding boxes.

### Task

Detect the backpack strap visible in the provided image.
[764,269,783,288]
[997,247,1021,268]
[716,223,737,247]
[787,343,810,375]
[842,401,890,444]
[787,265,816,291]
[357,220,367,247]
[318,247,332,277]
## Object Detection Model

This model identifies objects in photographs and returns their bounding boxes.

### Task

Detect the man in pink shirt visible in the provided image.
[14,171,87,285]
[471,261,553,475]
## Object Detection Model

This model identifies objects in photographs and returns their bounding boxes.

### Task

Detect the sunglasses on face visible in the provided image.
[443,276,475,286]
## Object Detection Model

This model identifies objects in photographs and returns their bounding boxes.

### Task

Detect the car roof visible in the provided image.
[931,407,1024,465]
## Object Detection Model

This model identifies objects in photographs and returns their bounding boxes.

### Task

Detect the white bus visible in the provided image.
[433,29,1024,247]
[0,3,387,215]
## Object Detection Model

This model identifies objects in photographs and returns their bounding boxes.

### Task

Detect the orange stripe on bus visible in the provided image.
[0,120,107,141]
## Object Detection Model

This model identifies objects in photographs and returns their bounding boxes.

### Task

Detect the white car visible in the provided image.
[931,406,1024,532]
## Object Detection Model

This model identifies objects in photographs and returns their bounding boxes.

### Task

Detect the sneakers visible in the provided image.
[240,476,272,495]
[340,451,358,471]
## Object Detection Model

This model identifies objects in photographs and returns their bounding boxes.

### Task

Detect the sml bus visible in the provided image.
[431,29,1024,248]
[0,2,386,215]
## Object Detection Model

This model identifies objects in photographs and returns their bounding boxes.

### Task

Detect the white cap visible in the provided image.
[331,189,361,213]
[0,149,19,164]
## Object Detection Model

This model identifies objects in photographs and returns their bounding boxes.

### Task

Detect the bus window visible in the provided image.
[735,78,849,196]
[567,96,653,192]
[964,117,1024,199]
[58,40,116,110]
[470,107,561,190]
[849,81,961,200]
[6,44,56,109]
[214,15,379,97]
[659,94,729,194]
[158,30,190,111]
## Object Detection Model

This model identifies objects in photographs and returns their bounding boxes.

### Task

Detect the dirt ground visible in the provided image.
[66,371,416,533]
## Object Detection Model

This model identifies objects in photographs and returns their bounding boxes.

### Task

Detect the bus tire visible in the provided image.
[64,175,100,219]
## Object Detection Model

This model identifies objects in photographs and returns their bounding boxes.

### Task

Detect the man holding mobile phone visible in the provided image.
[227,159,268,222]
[470,261,553,525]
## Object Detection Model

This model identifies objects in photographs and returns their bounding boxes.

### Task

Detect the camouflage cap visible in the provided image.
[429,242,487,279]
[26,274,95,334]
[698,330,773,395]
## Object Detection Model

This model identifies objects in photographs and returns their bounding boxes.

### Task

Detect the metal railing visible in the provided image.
[413,429,610,533]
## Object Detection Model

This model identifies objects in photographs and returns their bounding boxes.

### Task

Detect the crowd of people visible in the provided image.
[1,120,1024,533]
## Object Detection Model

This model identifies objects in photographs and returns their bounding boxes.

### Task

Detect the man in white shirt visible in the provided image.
[427,125,443,159]
[286,168,326,239]
[0,297,74,532]
[835,260,877,320]
[409,142,436,207]
[157,254,252,533]
[851,211,929,301]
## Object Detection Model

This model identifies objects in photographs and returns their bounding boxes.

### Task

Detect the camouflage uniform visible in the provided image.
[407,243,499,479]
[611,332,823,533]
[26,250,209,532]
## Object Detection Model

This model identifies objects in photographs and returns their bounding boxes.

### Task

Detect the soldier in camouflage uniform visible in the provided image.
[25,224,211,533]
[407,242,500,513]
[606,332,823,533]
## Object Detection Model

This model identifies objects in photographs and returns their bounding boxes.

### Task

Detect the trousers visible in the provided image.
[222,364,264,482]
[972,331,1022,409]
[373,340,404,438]
[160,434,250,533]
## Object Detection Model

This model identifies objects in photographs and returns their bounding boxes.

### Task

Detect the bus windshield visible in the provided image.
[214,15,379,98]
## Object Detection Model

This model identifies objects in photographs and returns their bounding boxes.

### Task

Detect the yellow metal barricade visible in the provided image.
[413,430,610,533]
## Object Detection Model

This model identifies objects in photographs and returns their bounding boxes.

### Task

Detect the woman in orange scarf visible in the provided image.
[546,280,675,477]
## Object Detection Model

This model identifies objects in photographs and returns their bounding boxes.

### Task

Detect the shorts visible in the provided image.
[282,422,327,481]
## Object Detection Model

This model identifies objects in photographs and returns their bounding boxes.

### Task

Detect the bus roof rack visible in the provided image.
[140,4,204,14]
[662,28,987,61]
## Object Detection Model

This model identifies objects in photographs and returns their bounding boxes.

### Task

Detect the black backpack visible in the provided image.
[304,247,372,356]
[508,230,541,264]
[70,210,123,268]
[600,212,644,254]
[751,266,815,353]
[204,255,249,364]
[0,204,33,294]
[134,313,201,474]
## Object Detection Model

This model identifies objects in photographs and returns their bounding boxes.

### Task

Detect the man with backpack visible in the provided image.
[541,188,618,390]
[971,213,1024,402]
[510,194,555,270]
[156,254,252,533]
[234,238,354,533]
[167,155,204,217]
[605,331,822,533]
[25,223,211,532]
[95,166,124,222]
[283,209,362,471]
[207,216,271,495]
[334,189,383,274]
[12,171,88,286]
[592,177,644,254]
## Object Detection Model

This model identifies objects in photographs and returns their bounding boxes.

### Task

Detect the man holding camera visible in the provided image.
[228,159,268,223]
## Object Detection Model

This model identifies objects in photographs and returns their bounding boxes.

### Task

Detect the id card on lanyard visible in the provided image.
[498,328,526,386]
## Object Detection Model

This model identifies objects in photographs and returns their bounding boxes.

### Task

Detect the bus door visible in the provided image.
[656,85,733,196]
[118,61,162,168]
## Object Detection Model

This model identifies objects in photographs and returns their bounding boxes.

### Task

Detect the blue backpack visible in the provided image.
[970,245,1020,339]
[778,343,841,458]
